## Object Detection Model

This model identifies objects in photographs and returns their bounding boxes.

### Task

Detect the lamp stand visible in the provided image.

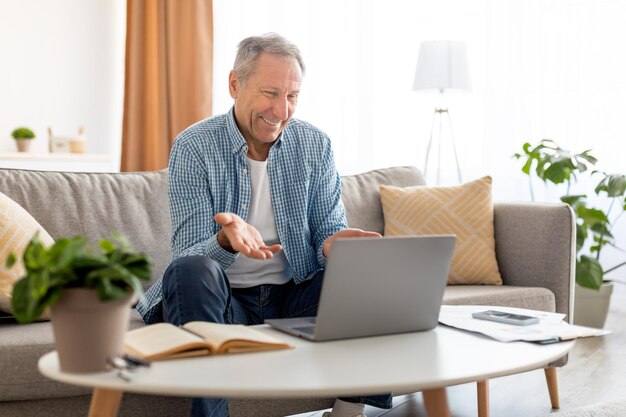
[423,107,462,185]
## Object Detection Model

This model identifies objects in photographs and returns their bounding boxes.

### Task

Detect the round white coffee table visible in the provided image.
[39,325,573,417]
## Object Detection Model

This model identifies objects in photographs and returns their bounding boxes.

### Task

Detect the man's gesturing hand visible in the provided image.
[214,213,282,260]
[322,228,382,258]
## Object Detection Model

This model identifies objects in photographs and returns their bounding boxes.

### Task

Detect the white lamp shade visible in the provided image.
[413,40,471,92]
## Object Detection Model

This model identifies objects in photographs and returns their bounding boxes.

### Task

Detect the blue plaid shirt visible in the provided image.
[137,108,348,323]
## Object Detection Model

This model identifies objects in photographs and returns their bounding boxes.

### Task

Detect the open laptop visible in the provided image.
[265,235,455,341]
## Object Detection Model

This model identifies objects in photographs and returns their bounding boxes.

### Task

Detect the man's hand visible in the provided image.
[214,213,282,260]
[322,228,382,258]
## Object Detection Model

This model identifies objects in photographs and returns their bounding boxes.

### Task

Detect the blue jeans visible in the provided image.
[161,255,392,417]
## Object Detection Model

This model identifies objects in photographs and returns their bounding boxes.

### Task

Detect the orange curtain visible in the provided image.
[121,0,213,172]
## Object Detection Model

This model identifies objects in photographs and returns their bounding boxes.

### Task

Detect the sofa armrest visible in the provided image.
[493,202,576,321]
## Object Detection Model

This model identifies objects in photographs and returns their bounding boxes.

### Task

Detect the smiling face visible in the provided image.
[229,52,302,160]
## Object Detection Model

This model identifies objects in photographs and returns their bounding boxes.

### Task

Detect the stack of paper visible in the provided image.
[438,305,610,343]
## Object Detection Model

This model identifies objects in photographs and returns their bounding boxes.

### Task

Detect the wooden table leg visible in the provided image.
[477,379,490,417]
[423,387,451,417]
[544,367,560,409]
[87,388,124,417]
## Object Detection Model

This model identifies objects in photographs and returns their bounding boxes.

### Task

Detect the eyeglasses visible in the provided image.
[106,354,151,382]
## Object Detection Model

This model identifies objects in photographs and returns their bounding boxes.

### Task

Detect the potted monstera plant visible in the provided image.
[11,127,36,152]
[8,232,151,373]
[514,139,626,328]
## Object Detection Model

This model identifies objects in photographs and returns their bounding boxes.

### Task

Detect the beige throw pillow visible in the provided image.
[0,192,55,314]
[380,176,502,285]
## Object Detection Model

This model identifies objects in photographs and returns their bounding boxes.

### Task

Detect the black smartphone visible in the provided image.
[472,310,539,326]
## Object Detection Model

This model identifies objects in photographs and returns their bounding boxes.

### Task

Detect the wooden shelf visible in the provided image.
[0,152,110,160]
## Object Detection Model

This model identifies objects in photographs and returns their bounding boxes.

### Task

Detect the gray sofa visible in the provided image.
[0,166,575,417]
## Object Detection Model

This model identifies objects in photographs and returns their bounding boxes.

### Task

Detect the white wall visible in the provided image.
[212,0,626,275]
[0,0,126,169]
[212,0,490,180]
[213,0,626,189]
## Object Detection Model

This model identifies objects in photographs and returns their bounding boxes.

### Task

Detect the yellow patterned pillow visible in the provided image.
[0,192,55,315]
[380,176,502,285]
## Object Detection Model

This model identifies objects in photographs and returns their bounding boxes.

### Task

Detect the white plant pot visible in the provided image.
[50,288,135,373]
[573,282,614,329]
[15,140,31,152]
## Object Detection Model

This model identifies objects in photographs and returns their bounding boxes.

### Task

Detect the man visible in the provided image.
[137,33,391,417]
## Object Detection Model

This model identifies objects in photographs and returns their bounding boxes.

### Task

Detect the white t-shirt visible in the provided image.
[226,157,290,288]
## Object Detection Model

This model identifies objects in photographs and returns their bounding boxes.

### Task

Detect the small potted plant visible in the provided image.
[7,232,151,373]
[11,127,36,152]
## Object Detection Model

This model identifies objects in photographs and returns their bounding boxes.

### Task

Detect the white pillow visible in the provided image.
[0,192,55,315]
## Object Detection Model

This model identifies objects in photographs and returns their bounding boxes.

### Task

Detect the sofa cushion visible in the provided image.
[0,284,555,402]
[0,192,55,315]
[0,321,90,401]
[0,169,171,288]
[380,176,502,285]
[443,285,555,312]
[341,166,425,234]
[0,310,147,402]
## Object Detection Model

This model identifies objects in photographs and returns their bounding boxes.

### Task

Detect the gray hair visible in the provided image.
[233,33,305,85]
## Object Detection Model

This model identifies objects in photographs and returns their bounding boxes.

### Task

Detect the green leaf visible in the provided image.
[111,231,130,247]
[590,223,612,238]
[578,151,598,165]
[577,206,609,224]
[72,252,108,269]
[543,162,568,184]
[592,234,614,252]
[535,159,549,181]
[99,239,116,255]
[47,237,87,271]
[575,224,586,253]
[94,274,128,301]
[11,279,32,324]
[11,278,46,324]
[5,253,16,268]
[594,179,608,194]
[29,270,50,300]
[521,157,534,175]
[607,174,626,197]
[576,255,604,290]
[126,265,151,281]
[22,236,47,271]
[561,194,586,206]
[39,287,61,309]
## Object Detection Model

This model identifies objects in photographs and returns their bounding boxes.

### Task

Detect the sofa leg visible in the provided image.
[544,367,560,409]
[477,379,490,417]
[422,387,451,417]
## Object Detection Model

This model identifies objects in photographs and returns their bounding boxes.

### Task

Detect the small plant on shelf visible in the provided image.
[11,127,36,152]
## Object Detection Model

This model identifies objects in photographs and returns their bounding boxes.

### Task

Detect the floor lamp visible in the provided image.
[413,40,471,185]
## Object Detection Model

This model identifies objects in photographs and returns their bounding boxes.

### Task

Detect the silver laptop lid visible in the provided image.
[313,235,455,341]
